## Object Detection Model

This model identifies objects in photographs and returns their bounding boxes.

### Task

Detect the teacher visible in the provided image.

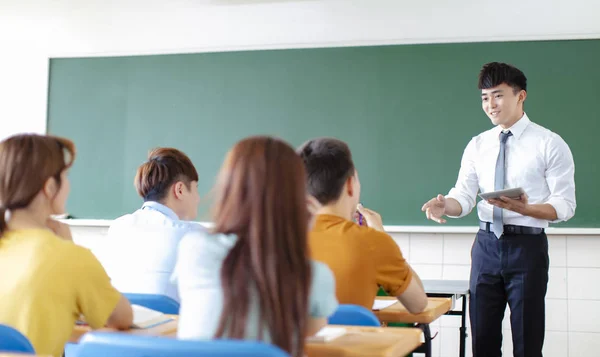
[421,62,576,357]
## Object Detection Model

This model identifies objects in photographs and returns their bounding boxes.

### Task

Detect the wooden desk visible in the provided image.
[305,326,422,357]
[69,315,179,343]
[71,317,421,357]
[423,280,470,357]
[423,280,469,307]
[373,297,452,324]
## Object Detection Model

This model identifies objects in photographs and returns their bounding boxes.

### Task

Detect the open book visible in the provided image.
[76,304,173,329]
[130,304,174,329]
[372,299,398,311]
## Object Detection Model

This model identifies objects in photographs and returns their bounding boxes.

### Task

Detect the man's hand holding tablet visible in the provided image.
[480,188,529,215]
[478,187,525,201]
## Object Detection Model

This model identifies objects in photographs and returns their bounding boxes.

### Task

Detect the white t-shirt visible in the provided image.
[172,230,339,341]
[96,201,203,301]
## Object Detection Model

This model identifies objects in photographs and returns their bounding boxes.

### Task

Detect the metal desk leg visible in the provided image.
[414,323,432,357]
[459,294,467,357]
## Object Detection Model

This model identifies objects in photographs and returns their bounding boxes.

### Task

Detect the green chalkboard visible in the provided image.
[47,40,600,226]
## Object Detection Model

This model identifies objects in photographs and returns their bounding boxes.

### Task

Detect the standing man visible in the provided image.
[421,62,576,357]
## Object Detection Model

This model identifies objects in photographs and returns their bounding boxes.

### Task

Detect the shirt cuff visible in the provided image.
[388,267,414,297]
[445,191,471,219]
[544,197,574,223]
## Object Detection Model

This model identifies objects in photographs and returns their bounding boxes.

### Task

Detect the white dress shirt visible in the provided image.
[95,201,203,302]
[447,113,576,228]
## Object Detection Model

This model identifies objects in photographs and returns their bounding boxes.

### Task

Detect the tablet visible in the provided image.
[478,187,525,201]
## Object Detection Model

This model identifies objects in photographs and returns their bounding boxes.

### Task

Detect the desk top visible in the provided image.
[70,315,179,343]
[305,325,422,357]
[71,317,421,357]
[422,280,469,296]
[373,297,452,324]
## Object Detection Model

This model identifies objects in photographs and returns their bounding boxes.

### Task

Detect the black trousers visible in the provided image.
[470,229,549,357]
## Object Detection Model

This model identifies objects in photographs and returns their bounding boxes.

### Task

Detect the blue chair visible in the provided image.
[123,293,180,314]
[0,324,35,353]
[328,304,381,326]
[76,332,290,357]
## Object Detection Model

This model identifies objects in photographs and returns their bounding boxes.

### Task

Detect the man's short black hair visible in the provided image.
[297,138,355,205]
[478,62,527,93]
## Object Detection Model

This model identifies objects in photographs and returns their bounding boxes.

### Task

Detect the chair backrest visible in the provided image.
[123,293,180,314]
[328,304,381,326]
[0,324,35,353]
[77,332,290,357]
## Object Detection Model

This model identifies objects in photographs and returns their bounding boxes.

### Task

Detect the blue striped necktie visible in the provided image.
[493,130,513,238]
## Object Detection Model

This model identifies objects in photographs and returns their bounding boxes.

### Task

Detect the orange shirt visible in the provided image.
[309,214,413,309]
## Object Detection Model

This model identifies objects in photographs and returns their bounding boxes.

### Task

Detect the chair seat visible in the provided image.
[0,324,35,353]
[123,293,180,314]
[328,304,381,327]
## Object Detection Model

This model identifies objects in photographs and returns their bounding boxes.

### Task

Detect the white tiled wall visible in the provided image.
[390,232,600,357]
[70,226,600,357]
[569,332,600,357]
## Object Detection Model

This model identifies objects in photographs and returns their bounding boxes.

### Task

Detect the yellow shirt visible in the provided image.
[310,214,413,309]
[0,229,121,357]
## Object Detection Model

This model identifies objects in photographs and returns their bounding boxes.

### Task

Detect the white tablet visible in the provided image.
[478,187,525,201]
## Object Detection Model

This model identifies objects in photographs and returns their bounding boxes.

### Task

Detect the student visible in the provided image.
[96,148,202,302]
[298,137,427,313]
[0,134,133,357]
[422,62,576,357]
[173,136,338,357]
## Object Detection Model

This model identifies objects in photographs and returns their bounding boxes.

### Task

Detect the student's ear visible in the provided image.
[346,176,355,197]
[173,182,186,200]
[43,177,58,199]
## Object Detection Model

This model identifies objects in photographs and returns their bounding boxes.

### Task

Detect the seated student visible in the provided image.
[172,136,338,357]
[97,148,202,302]
[0,134,133,357]
[298,137,428,313]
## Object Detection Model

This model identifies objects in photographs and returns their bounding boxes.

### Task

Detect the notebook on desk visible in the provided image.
[130,304,173,328]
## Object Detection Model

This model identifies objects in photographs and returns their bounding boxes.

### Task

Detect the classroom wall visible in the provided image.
[2,0,600,140]
[2,1,600,356]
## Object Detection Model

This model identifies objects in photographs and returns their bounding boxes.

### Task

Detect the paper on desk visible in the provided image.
[372,299,398,310]
[306,326,347,343]
[131,304,172,329]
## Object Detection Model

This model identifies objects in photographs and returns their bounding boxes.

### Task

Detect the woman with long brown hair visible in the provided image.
[0,134,133,357]
[173,136,338,356]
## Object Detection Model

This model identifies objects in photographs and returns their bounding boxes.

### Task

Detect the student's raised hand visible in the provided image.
[488,194,529,215]
[307,195,322,230]
[356,204,385,232]
[46,218,73,241]
[421,194,447,224]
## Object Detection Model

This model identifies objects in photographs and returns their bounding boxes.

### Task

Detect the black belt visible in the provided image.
[479,221,545,235]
